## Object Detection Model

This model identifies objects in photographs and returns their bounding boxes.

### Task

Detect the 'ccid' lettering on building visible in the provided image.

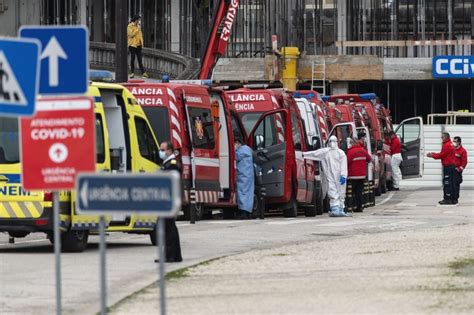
[433,56,474,78]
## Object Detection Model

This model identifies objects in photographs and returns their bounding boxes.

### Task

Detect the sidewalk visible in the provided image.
[110,190,474,314]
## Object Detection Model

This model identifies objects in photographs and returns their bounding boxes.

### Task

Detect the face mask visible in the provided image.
[159,151,167,160]
[329,141,337,149]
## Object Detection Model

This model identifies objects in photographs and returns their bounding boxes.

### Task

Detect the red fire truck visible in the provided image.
[123,82,265,221]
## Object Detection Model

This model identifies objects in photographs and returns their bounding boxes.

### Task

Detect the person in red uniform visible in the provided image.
[427,132,457,205]
[389,131,402,191]
[452,136,468,204]
[347,133,372,212]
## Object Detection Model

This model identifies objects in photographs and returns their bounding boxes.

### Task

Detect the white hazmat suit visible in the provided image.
[303,135,348,217]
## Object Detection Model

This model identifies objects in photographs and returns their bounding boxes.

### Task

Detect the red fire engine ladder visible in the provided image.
[198,0,240,80]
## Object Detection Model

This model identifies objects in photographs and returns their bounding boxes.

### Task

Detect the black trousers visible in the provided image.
[129,46,145,74]
[165,218,182,262]
[350,179,365,209]
[442,166,456,202]
[453,169,463,201]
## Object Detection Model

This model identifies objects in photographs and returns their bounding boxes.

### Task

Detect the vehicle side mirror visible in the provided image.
[377,139,383,151]
[255,135,264,149]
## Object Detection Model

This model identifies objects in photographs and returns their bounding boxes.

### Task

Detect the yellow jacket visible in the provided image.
[127,22,143,48]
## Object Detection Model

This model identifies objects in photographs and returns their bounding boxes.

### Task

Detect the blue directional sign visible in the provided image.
[19,26,88,95]
[0,38,40,116]
[433,56,474,79]
[76,173,181,216]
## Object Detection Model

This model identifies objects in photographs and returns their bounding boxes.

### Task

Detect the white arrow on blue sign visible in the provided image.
[76,173,182,217]
[0,38,40,117]
[19,26,89,95]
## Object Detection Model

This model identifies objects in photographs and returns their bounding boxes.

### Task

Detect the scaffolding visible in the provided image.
[37,0,472,58]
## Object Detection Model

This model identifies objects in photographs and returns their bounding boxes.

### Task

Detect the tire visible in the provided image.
[202,210,213,220]
[183,203,204,222]
[284,197,298,218]
[223,209,235,220]
[194,203,204,221]
[61,229,89,253]
[8,231,30,238]
[150,229,157,246]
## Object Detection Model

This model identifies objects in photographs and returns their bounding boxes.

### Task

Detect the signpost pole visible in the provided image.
[53,191,62,315]
[99,215,107,315]
[157,218,166,315]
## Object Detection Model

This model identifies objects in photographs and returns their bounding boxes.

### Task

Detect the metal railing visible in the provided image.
[427,111,474,125]
[335,39,474,58]
[89,42,200,79]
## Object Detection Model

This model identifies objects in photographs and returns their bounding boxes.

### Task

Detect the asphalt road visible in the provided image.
[0,188,472,314]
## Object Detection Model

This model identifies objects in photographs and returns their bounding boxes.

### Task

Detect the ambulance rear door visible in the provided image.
[183,89,221,203]
[394,116,424,179]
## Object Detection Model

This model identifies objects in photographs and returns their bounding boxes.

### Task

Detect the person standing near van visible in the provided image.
[346,134,371,212]
[154,141,182,263]
[427,132,456,205]
[127,15,149,79]
[452,136,468,204]
[389,131,403,191]
[235,137,254,219]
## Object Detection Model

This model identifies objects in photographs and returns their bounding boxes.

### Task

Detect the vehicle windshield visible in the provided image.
[0,117,20,164]
[142,107,170,144]
[240,112,263,134]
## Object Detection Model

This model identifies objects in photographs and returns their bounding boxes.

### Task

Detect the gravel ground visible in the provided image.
[112,221,473,315]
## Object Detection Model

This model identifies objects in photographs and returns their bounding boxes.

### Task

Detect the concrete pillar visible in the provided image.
[77,0,87,25]
[92,0,104,41]
[332,81,349,95]
[336,0,347,55]
[170,0,180,53]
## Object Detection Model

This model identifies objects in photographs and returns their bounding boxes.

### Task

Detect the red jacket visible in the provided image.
[431,139,456,167]
[390,135,401,155]
[347,143,372,179]
[454,145,468,172]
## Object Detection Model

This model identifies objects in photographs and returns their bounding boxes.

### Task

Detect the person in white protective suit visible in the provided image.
[303,135,348,217]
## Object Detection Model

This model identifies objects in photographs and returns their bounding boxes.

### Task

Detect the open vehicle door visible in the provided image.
[183,97,221,202]
[248,109,291,200]
[394,117,424,179]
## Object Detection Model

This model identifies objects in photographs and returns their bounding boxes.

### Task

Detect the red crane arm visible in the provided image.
[198,0,240,80]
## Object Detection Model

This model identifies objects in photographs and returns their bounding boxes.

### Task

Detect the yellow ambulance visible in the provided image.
[0,82,161,252]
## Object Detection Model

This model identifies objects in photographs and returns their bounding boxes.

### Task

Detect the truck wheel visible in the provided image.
[284,197,298,218]
[150,224,159,246]
[61,230,89,253]
[8,231,30,238]
[223,209,235,219]
[189,203,203,223]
